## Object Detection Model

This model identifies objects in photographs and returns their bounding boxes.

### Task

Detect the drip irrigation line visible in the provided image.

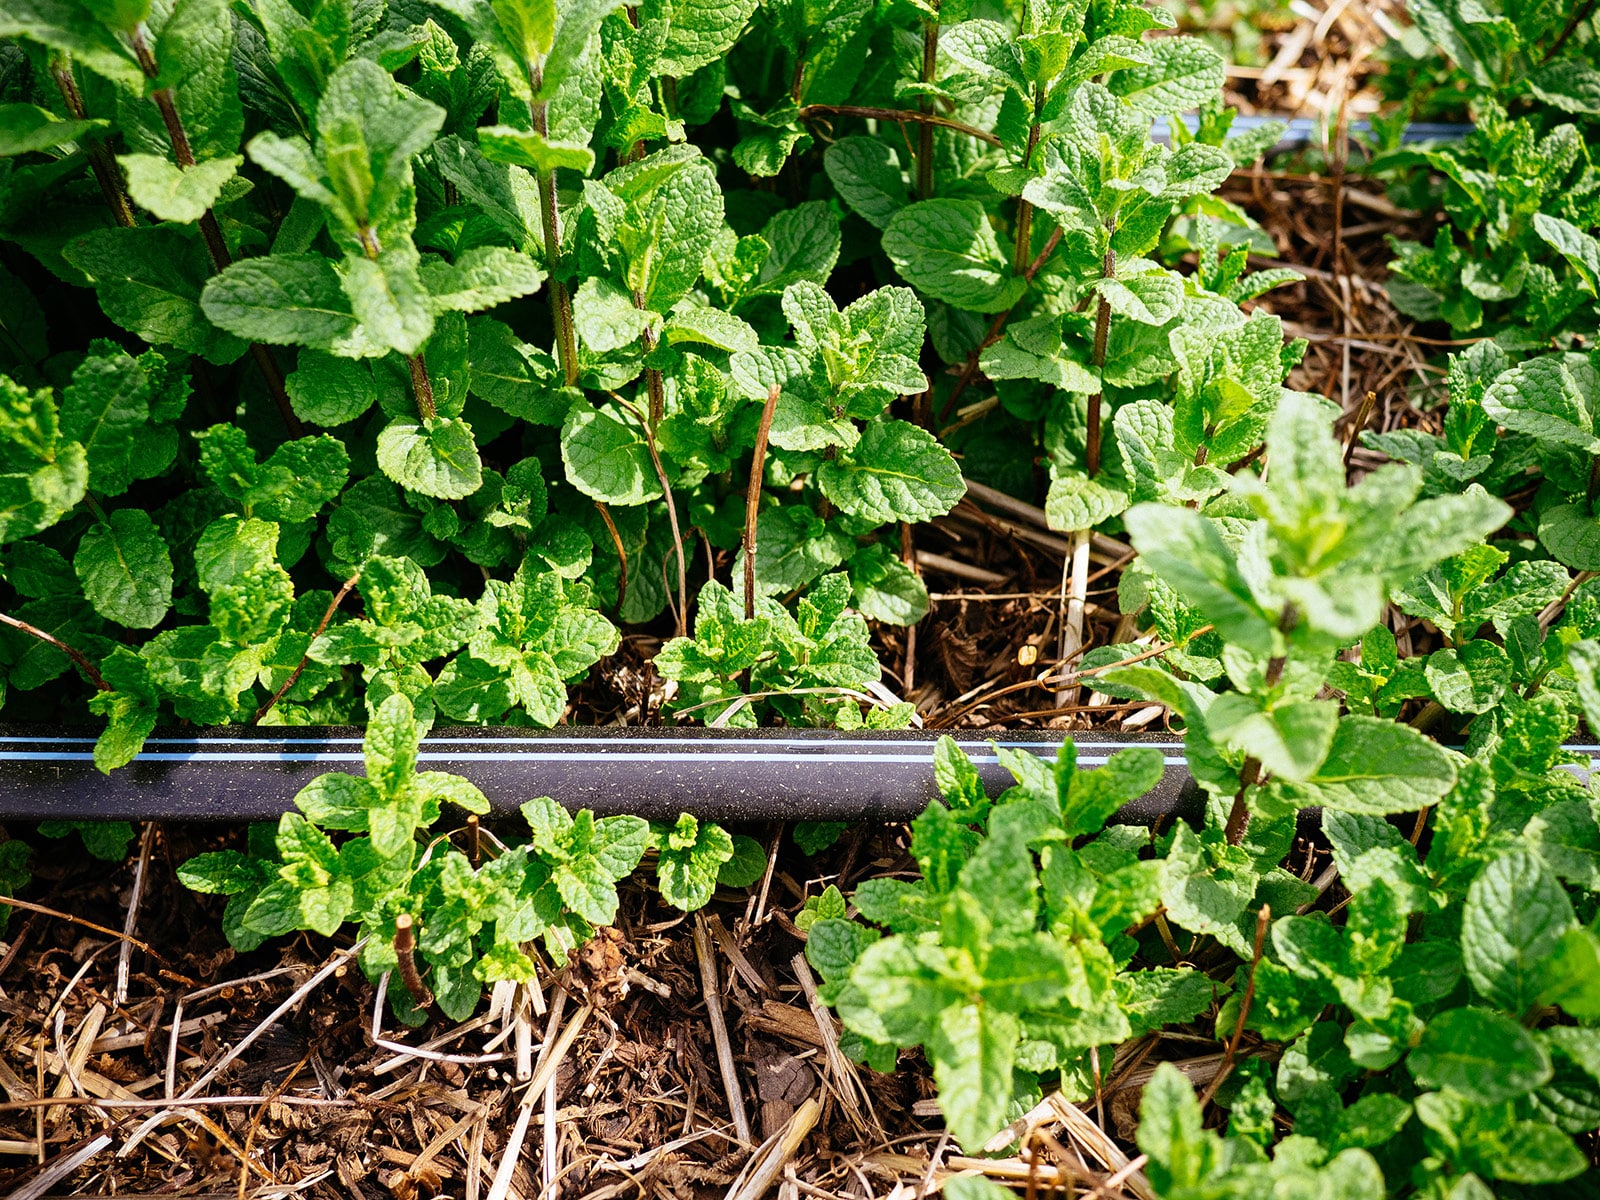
[1149,115,1473,148]
[0,725,1594,825]
[0,726,1197,823]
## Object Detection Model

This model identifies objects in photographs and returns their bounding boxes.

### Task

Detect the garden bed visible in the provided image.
[3,0,1600,1193]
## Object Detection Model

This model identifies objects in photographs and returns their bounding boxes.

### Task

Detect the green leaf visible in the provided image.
[118,153,242,224]
[1284,716,1457,816]
[1063,747,1164,836]
[376,417,483,499]
[1529,59,1600,117]
[655,813,735,910]
[751,201,839,297]
[1540,503,1600,571]
[422,247,546,313]
[36,819,134,860]
[1138,1062,1221,1194]
[343,248,435,357]
[478,125,596,174]
[1462,848,1576,1014]
[1409,1007,1551,1103]
[818,420,965,523]
[560,404,661,505]
[60,227,240,362]
[658,0,761,74]
[928,1002,1019,1150]
[1123,503,1272,656]
[1425,641,1511,715]
[0,0,145,89]
[285,351,377,426]
[1533,213,1600,296]
[467,317,568,424]
[882,200,1025,313]
[177,850,266,895]
[0,104,107,156]
[848,543,929,626]
[572,277,654,354]
[74,509,173,629]
[1482,355,1599,454]
[1045,470,1130,533]
[717,834,767,887]
[201,253,358,348]
[58,349,151,497]
[824,137,907,230]
[1108,37,1224,115]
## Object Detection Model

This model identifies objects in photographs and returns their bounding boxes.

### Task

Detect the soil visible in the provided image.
[0,9,1460,1197]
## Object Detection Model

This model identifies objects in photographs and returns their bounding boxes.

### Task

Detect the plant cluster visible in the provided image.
[0,0,1299,762]
[180,693,765,1021]
[1376,0,1600,128]
[6,0,1600,1193]
[811,396,1600,1195]
[1369,0,1600,347]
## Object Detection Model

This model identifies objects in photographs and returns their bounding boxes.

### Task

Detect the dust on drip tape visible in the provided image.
[0,725,1590,825]
[1149,114,1474,148]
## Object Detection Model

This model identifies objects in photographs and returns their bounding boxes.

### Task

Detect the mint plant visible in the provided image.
[1374,106,1600,343]
[807,735,1207,1149]
[180,693,768,1020]
[1377,0,1600,129]
[0,0,1298,767]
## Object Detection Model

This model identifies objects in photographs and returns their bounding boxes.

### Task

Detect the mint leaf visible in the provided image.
[74,509,173,629]
[1462,848,1576,1013]
[376,417,483,499]
[655,813,735,911]
[883,200,1025,313]
[818,420,965,523]
[118,153,242,224]
[1410,1007,1551,1103]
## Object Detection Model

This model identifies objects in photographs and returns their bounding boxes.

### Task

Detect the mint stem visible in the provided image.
[1546,0,1597,62]
[1086,244,1114,478]
[1011,91,1043,275]
[50,62,135,229]
[253,574,360,724]
[129,24,304,439]
[394,914,433,1009]
[528,76,577,388]
[744,384,781,620]
[915,4,940,199]
[595,501,629,615]
[407,354,437,422]
[1224,757,1260,845]
[798,105,1001,147]
[0,611,110,693]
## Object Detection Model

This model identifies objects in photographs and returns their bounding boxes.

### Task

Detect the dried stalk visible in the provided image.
[725,1097,820,1200]
[394,914,433,1009]
[695,915,753,1144]
[595,501,630,615]
[1198,903,1271,1108]
[615,393,689,637]
[116,822,158,1007]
